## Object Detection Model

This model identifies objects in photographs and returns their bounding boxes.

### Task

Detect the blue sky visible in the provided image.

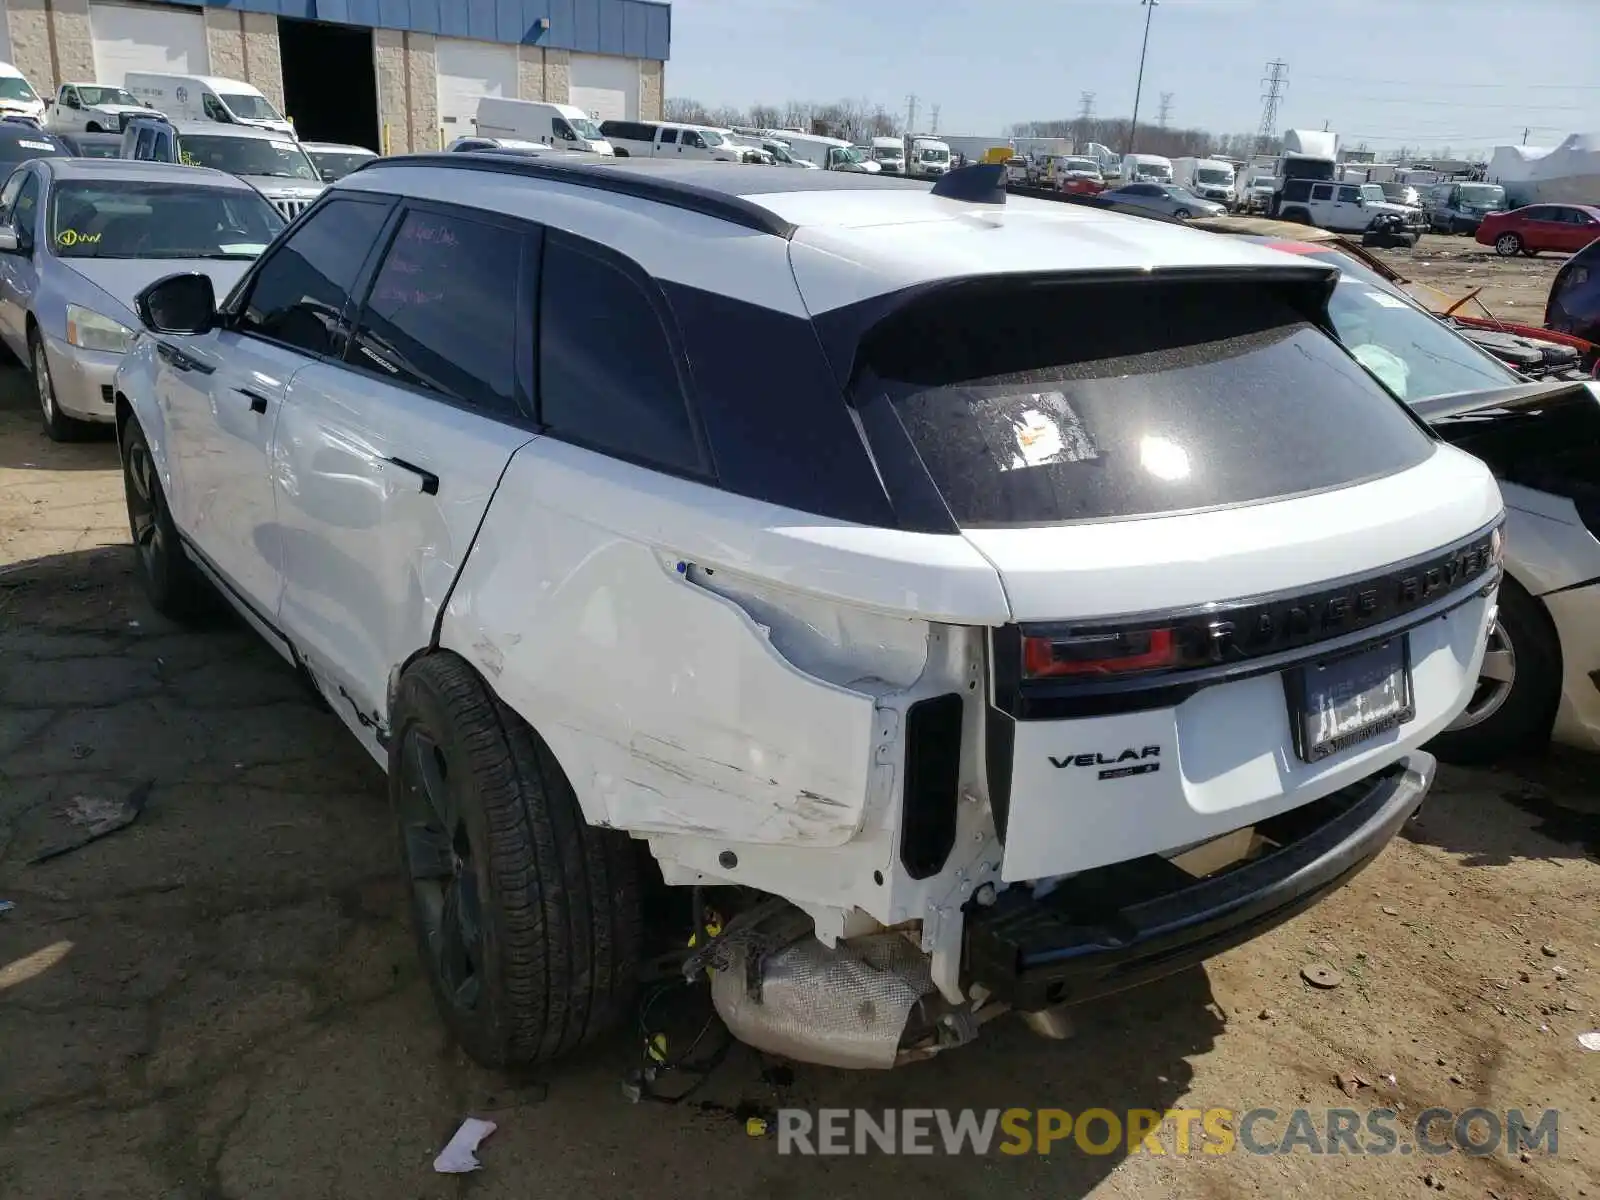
[662,0,1600,157]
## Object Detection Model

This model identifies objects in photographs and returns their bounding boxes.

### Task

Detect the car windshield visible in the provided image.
[697,129,726,146]
[1196,167,1231,183]
[1065,159,1098,173]
[218,93,282,121]
[919,147,950,162]
[307,148,373,181]
[872,146,900,160]
[77,87,139,107]
[0,77,38,103]
[1361,184,1386,203]
[179,134,318,180]
[0,133,67,163]
[835,145,865,164]
[568,115,603,139]
[1295,248,1516,401]
[1461,184,1506,208]
[48,179,284,259]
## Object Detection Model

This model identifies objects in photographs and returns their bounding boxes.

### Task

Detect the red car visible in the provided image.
[1475,202,1600,257]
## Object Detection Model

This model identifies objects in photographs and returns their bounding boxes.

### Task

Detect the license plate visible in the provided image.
[1288,637,1414,763]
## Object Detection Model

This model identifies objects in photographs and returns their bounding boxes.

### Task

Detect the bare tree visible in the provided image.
[664,97,708,123]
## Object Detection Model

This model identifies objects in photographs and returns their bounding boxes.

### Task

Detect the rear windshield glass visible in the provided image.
[857,277,1436,526]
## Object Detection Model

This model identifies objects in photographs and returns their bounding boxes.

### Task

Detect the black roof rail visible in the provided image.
[350,152,799,239]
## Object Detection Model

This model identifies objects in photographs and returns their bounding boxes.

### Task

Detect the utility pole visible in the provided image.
[1523,126,1530,145]
[1251,59,1288,160]
[1157,92,1173,128]
[1127,0,1158,155]
[905,94,918,135]
[1322,118,1329,132]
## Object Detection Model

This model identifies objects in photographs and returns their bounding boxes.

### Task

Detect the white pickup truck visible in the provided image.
[44,82,153,134]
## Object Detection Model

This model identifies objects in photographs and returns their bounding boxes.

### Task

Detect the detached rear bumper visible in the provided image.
[963,752,1434,1010]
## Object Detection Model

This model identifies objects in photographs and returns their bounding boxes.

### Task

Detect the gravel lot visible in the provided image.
[1,308,1597,1198]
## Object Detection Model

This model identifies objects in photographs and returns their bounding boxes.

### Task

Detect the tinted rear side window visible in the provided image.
[855,277,1435,527]
[538,232,704,475]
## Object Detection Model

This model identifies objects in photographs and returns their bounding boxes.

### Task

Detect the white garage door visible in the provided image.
[568,53,639,123]
[435,38,517,147]
[90,3,209,85]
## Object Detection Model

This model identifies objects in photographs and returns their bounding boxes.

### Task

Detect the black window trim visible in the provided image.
[337,195,540,429]
[220,191,398,362]
[535,226,717,483]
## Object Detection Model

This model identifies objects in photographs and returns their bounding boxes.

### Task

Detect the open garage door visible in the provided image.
[568,53,638,123]
[435,38,517,148]
[90,2,209,85]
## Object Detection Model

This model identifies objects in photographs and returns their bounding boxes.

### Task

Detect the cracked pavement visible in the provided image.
[0,361,1597,1199]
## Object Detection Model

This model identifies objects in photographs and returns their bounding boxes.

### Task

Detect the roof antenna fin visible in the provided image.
[930,162,1007,205]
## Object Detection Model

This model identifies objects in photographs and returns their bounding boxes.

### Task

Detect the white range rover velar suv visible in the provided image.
[114,157,1505,1070]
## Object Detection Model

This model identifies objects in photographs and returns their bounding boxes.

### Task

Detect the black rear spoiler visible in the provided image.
[1410,380,1598,423]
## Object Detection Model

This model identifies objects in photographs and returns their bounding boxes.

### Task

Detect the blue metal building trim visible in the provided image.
[207,0,671,57]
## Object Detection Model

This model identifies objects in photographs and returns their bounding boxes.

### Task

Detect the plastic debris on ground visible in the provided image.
[28,781,152,865]
[433,1118,497,1173]
[1301,962,1343,989]
[1579,1032,1600,1052]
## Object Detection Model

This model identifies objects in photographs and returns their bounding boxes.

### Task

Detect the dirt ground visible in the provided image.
[1,334,1598,1199]
[1372,231,1566,318]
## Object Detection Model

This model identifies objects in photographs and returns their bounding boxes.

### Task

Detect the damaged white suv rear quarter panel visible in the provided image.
[437,434,1010,847]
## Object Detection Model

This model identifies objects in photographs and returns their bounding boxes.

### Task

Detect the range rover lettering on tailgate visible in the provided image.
[113,156,1505,1071]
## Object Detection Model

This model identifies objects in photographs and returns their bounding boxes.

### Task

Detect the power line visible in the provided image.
[1252,59,1287,159]
[1292,73,1600,91]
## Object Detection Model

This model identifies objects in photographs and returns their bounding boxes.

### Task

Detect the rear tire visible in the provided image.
[1282,207,1311,224]
[1427,577,1561,765]
[120,414,215,621]
[1495,232,1523,256]
[390,652,642,1067]
[612,147,629,157]
[1173,207,1192,219]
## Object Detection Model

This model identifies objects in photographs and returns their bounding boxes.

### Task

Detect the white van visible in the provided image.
[1121,153,1174,183]
[1171,156,1235,204]
[123,74,293,137]
[596,120,762,163]
[870,135,906,175]
[473,97,613,155]
[0,62,46,124]
[908,136,951,178]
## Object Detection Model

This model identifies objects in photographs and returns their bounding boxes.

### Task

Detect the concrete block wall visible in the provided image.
[639,58,662,121]
[4,0,54,95]
[203,10,283,113]
[45,0,92,85]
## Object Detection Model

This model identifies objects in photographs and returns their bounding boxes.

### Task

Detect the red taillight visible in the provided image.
[1022,628,1180,679]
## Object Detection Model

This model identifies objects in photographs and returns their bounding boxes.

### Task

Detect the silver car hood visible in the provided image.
[66,258,255,315]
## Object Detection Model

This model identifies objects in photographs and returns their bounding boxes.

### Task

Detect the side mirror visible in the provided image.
[0,227,17,253]
[135,272,217,335]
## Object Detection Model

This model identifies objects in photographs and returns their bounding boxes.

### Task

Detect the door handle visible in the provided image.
[237,387,269,414]
[386,456,439,496]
